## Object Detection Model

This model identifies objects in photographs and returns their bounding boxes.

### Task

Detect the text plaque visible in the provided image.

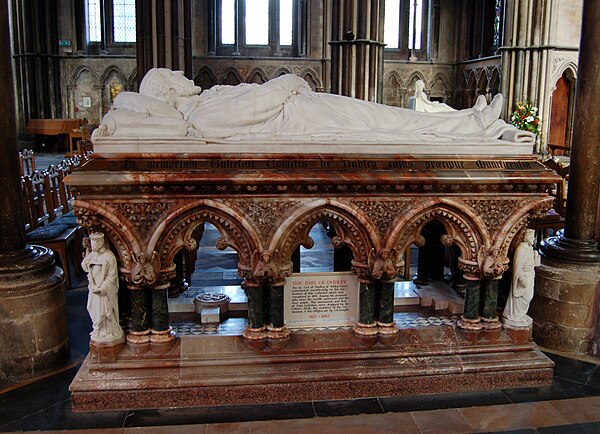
[284,272,359,328]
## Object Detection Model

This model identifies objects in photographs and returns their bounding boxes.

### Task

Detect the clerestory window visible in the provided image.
[84,0,136,54]
[210,0,306,57]
[384,0,428,59]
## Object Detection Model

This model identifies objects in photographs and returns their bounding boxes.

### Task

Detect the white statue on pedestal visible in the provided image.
[410,80,457,113]
[503,229,540,327]
[82,232,124,344]
[96,68,534,145]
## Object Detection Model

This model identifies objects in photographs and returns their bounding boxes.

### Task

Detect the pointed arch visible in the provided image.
[68,65,100,87]
[151,199,262,276]
[268,199,380,269]
[195,66,218,89]
[220,68,242,85]
[385,198,486,264]
[247,67,268,84]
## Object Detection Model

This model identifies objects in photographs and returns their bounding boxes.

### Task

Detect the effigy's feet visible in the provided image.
[473,94,487,111]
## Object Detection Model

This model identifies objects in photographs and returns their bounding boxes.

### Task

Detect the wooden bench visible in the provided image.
[21,162,83,289]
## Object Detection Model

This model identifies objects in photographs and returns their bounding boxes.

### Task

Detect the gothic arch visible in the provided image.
[247,67,268,84]
[300,69,321,91]
[550,61,578,89]
[151,199,261,277]
[68,65,100,87]
[494,196,554,257]
[220,68,242,85]
[274,67,292,78]
[383,70,405,89]
[268,199,380,270]
[99,65,127,86]
[72,200,143,277]
[195,66,218,89]
[127,68,138,91]
[385,198,485,264]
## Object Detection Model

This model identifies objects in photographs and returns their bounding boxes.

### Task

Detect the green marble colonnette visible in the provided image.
[269,285,285,328]
[377,281,395,324]
[244,284,266,329]
[151,287,170,331]
[129,288,150,332]
[359,282,376,325]
[481,279,500,320]
[463,279,481,320]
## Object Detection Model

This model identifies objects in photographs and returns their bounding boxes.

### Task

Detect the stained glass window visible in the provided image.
[493,0,502,48]
[279,0,293,46]
[113,0,136,42]
[87,0,102,42]
[384,0,400,49]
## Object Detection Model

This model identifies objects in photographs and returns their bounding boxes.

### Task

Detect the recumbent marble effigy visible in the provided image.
[67,69,557,410]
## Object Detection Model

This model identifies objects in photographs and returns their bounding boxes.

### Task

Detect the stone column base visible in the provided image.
[243,326,267,340]
[531,255,600,354]
[150,327,176,343]
[457,316,483,331]
[267,325,291,339]
[126,329,151,344]
[353,322,379,336]
[377,321,399,335]
[0,246,69,387]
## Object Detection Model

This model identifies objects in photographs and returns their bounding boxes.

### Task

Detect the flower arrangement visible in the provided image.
[510,102,541,137]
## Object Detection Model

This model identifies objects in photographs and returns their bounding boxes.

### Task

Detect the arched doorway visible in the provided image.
[548,70,576,156]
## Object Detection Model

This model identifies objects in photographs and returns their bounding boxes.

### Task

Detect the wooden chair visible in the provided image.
[76,118,94,156]
[19,148,36,176]
[532,158,570,248]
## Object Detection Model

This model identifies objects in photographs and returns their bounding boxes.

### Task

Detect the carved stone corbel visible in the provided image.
[479,245,510,280]
[368,248,404,281]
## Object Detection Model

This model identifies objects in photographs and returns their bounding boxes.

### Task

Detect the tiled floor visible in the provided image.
[4,153,598,432]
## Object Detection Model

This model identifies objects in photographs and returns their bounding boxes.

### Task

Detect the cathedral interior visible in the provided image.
[1,0,600,432]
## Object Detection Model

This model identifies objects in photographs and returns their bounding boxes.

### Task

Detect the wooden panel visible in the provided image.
[549,75,571,154]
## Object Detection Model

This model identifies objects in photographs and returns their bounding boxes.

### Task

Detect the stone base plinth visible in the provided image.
[0,246,69,388]
[504,323,533,345]
[531,255,600,354]
[70,327,553,411]
[89,339,126,364]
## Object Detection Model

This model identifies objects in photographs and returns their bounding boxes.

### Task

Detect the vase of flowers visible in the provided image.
[510,101,541,153]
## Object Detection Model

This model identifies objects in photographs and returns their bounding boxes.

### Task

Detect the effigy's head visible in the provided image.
[139,68,202,106]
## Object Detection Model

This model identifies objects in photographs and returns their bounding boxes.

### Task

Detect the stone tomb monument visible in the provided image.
[68,70,557,410]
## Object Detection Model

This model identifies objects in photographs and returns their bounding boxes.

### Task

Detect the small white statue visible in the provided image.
[410,80,456,113]
[82,232,124,344]
[503,229,540,327]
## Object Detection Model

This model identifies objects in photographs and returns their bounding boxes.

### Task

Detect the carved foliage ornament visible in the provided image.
[108,202,174,238]
[463,199,528,236]
[224,199,302,237]
[351,199,413,235]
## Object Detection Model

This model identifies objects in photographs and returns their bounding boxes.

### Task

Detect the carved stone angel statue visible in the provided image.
[503,229,540,327]
[81,232,124,344]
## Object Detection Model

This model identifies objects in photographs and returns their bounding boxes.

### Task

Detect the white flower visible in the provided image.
[526,116,534,122]
[532,107,538,112]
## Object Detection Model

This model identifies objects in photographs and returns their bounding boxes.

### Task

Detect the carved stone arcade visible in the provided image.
[66,153,559,409]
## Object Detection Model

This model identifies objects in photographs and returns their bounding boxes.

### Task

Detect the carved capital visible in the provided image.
[458,258,480,279]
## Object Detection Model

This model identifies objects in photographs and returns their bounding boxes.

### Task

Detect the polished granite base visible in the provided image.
[70,326,553,411]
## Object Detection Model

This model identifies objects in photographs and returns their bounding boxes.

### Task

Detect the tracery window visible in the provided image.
[464,0,504,59]
[210,0,306,57]
[384,0,428,58]
[84,0,136,54]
